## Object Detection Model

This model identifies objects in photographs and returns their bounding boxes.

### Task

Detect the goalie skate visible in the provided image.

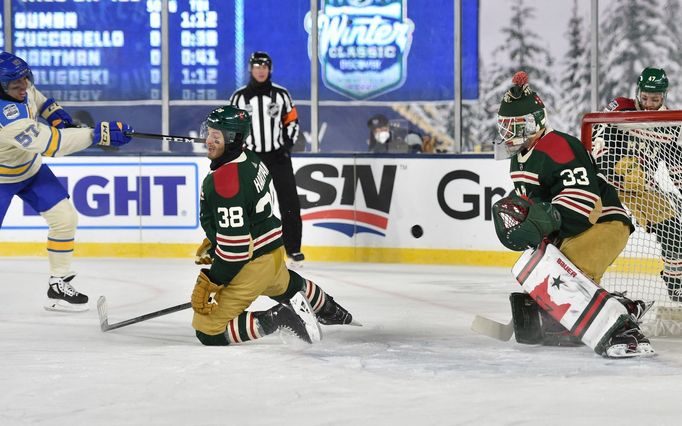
[605,325,656,358]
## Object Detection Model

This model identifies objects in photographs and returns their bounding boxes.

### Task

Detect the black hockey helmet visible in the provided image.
[249,51,272,72]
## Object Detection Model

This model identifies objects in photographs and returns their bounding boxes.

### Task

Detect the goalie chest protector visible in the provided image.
[512,243,630,353]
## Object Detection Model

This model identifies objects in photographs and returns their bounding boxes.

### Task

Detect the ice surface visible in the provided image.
[2,258,682,425]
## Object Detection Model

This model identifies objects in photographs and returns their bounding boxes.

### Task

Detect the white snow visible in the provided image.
[2,258,682,425]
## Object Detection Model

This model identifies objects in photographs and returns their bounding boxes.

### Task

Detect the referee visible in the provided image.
[228,51,305,265]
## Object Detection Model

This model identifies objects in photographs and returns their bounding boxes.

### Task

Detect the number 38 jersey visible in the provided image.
[200,149,284,284]
[510,129,632,239]
[0,83,93,184]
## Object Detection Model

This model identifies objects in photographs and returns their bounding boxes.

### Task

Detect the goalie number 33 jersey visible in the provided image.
[200,149,284,283]
[510,130,632,239]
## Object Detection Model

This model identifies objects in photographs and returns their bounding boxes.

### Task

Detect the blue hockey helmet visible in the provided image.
[0,52,34,92]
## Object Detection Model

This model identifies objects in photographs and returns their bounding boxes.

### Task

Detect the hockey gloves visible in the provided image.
[191,269,222,315]
[614,156,647,191]
[195,238,214,265]
[493,194,561,251]
[40,98,73,128]
[94,121,134,147]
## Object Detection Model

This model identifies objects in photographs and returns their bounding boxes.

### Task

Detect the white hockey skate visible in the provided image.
[289,291,322,342]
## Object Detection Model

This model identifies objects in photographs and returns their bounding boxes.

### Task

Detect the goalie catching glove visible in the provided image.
[195,238,213,265]
[191,269,222,315]
[40,98,73,128]
[492,193,561,251]
[94,121,134,147]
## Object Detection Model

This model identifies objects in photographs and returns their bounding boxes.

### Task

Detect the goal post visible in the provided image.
[581,110,682,336]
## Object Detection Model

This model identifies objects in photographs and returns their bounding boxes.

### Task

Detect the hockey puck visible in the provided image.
[411,225,423,238]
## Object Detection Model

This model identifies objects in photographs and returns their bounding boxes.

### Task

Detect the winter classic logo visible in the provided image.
[304,0,415,100]
[3,103,20,120]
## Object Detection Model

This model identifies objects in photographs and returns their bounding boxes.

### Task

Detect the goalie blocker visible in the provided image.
[512,242,654,357]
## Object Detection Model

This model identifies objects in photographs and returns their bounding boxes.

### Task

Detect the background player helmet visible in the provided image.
[638,67,668,93]
[249,51,273,73]
[202,105,251,152]
[0,51,34,93]
[636,67,668,109]
[495,71,547,159]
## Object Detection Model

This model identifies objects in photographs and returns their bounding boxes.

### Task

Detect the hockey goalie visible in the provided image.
[491,71,654,358]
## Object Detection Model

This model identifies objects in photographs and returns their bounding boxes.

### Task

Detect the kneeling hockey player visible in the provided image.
[191,106,355,345]
[491,71,654,358]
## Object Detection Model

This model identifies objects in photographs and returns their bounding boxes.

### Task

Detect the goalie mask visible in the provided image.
[636,67,668,111]
[495,71,547,160]
[0,51,34,96]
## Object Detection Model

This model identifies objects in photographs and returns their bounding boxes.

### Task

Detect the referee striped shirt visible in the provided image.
[228,82,299,153]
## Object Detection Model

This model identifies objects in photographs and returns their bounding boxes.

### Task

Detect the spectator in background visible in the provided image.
[367,114,429,154]
[228,51,305,267]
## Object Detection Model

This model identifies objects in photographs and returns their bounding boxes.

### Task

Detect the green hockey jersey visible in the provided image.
[510,130,632,239]
[200,150,283,284]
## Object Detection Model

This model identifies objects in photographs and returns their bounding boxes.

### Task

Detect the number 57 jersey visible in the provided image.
[200,149,284,283]
[0,84,93,184]
[509,129,632,239]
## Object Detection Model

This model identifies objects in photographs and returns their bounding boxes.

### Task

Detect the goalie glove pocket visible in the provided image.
[493,194,561,251]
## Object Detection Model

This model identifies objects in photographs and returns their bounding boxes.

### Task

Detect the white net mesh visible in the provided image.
[584,112,682,335]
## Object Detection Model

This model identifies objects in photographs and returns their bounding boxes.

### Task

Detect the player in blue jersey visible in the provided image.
[0,51,133,312]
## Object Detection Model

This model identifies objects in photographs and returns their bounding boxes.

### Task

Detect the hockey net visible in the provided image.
[582,110,682,336]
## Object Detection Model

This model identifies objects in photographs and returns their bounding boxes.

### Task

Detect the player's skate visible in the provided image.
[611,291,654,323]
[604,323,655,358]
[44,273,89,312]
[286,252,305,269]
[261,302,315,343]
[316,295,356,326]
[664,276,682,302]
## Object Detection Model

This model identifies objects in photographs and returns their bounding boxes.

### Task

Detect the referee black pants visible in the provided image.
[257,148,303,255]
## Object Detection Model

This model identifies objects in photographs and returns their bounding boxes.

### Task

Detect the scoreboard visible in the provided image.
[12,0,230,102]
[8,0,478,103]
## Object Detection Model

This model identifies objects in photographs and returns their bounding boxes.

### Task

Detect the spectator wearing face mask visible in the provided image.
[366,114,411,153]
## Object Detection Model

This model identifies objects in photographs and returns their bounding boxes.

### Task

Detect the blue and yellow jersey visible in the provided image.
[0,84,93,184]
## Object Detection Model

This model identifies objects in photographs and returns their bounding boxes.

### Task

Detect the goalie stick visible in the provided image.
[125,131,206,144]
[470,315,514,341]
[97,296,191,332]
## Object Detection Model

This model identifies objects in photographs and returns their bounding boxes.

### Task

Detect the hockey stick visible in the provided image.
[470,315,514,341]
[97,296,191,332]
[125,131,205,144]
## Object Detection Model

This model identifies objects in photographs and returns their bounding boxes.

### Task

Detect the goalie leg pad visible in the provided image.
[512,243,636,355]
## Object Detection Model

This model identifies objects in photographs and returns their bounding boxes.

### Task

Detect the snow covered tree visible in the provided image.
[480,0,559,144]
[661,0,682,105]
[598,0,676,106]
[462,59,497,152]
[558,0,591,134]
